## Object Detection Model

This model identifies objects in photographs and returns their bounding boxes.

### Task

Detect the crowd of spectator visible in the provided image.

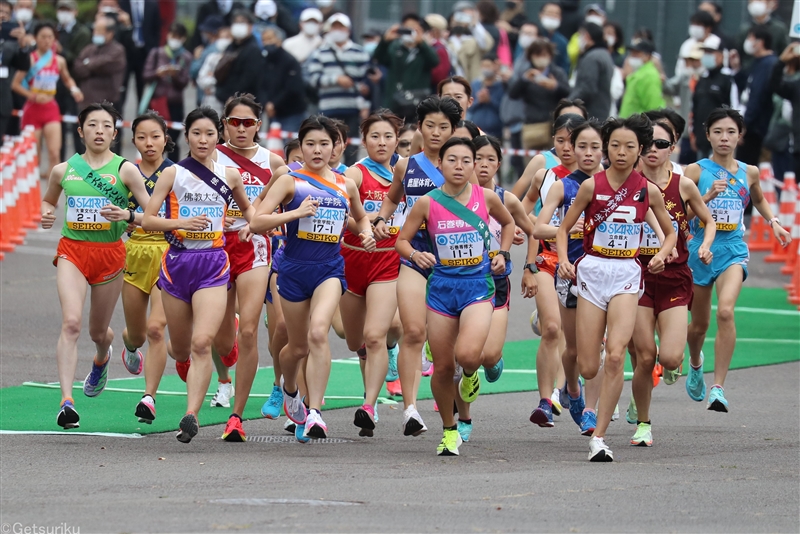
[0,0,797,179]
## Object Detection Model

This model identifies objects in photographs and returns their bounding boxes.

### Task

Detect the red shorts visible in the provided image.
[54,237,126,285]
[340,243,400,297]
[21,99,61,130]
[639,262,694,315]
[535,247,558,278]
[224,231,270,282]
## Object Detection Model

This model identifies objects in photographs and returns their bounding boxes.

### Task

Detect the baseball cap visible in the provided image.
[425,14,448,31]
[300,8,323,22]
[700,34,722,51]
[584,3,607,17]
[199,14,225,34]
[629,39,656,54]
[683,43,704,60]
[325,12,351,30]
[57,0,78,10]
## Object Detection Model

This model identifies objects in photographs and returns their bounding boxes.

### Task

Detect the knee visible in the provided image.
[363,329,386,353]
[457,353,483,373]
[541,319,560,341]
[191,334,214,356]
[659,351,683,370]
[146,322,165,345]
[402,323,426,345]
[433,359,456,380]
[88,326,109,345]
[716,305,735,324]
[307,324,329,349]
[238,323,257,347]
[578,360,598,380]
[603,351,625,375]
[61,316,82,340]
[482,348,502,367]
[689,315,710,333]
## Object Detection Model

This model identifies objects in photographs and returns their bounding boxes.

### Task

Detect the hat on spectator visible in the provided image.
[683,43,704,60]
[425,14,448,31]
[453,1,476,12]
[700,34,722,51]
[254,0,277,20]
[300,7,324,22]
[199,14,226,33]
[325,12,351,31]
[629,39,656,55]
[584,3,606,17]
[56,0,78,10]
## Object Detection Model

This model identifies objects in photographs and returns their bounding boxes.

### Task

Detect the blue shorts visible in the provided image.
[492,275,510,310]
[265,246,285,304]
[276,254,346,303]
[400,257,433,279]
[426,273,495,318]
[688,239,749,287]
[401,236,434,279]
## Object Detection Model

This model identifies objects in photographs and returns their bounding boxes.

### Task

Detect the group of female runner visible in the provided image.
[42,79,790,460]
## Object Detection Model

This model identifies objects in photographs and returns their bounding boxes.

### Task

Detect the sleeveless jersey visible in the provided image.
[164,160,229,250]
[640,172,689,264]
[428,184,491,277]
[29,50,60,95]
[128,159,173,244]
[560,169,591,263]
[488,184,512,277]
[283,170,350,262]
[537,165,574,252]
[60,154,129,242]
[690,158,749,245]
[216,145,274,232]
[342,163,402,251]
[543,149,559,170]
[583,170,649,259]
[397,154,439,252]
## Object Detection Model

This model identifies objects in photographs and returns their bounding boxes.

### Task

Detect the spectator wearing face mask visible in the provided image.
[697,1,736,51]
[769,44,800,180]
[603,20,625,68]
[568,22,614,120]
[10,0,36,48]
[449,2,495,84]
[466,53,506,138]
[499,0,527,50]
[54,0,90,158]
[188,0,245,53]
[260,26,306,133]
[664,44,704,164]
[72,16,127,112]
[514,23,537,61]
[538,2,569,74]
[424,14,455,90]
[567,3,605,73]
[190,15,226,104]
[251,0,298,43]
[618,40,665,118]
[282,7,323,64]
[677,11,715,80]
[314,0,336,22]
[215,10,263,104]
[0,0,30,143]
[737,0,787,73]
[195,23,231,114]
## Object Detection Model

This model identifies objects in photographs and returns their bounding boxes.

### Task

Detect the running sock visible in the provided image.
[691,362,702,370]
[582,408,596,415]
[124,342,138,352]
[458,418,472,425]
[387,342,397,349]
[637,420,651,425]
[356,346,367,358]
[463,370,474,377]
[141,394,154,404]
[219,378,232,384]
[285,388,298,398]
[310,409,321,415]
[230,413,242,421]
[62,397,74,405]
[444,425,457,431]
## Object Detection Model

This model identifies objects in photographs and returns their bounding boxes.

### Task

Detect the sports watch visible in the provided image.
[498,250,511,262]
[524,262,539,274]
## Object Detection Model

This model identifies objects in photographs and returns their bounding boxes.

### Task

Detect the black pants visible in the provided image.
[736,129,763,166]
[509,130,525,181]
[167,100,184,162]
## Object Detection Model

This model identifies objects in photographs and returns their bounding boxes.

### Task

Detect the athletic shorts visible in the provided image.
[159,247,230,303]
[265,246,285,304]
[54,237,125,286]
[492,275,510,310]
[555,273,578,309]
[224,231,269,282]
[21,100,61,129]
[535,248,558,279]
[688,239,749,287]
[276,254,346,303]
[639,262,694,315]
[575,255,643,312]
[124,240,169,294]
[426,273,495,318]
[341,244,399,297]
[400,257,433,280]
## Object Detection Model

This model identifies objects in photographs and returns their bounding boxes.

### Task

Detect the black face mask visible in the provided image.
[506,1,518,9]
[263,44,278,54]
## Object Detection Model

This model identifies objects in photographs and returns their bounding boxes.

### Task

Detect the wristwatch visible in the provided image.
[523,262,539,274]
[498,250,511,262]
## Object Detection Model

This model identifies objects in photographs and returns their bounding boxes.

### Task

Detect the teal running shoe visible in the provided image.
[707,385,729,413]
[626,394,637,425]
[580,410,597,436]
[295,422,310,443]
[457,420,473,442]
[686,353,707,402]
[484,358,504,383]
[261,385,283,419]
[567,381,585,426]
[386,344,399,382]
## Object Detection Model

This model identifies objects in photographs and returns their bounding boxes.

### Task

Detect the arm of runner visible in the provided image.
[647,182,678,274]
[374,158,407,240]
[249,173,307,234]
[58,55,83,102]
[532,179,563,240]
[486,189,514,275]
[109,160,150,225]
[396,196,435,269]
[681,176,715,264]
[747,164,791,246]
[142,167,206,232]
[556,178,593,280]
[346,177,376,252]
[40,162,67,230]
[643,207,675,261]
[504,193,538,297]
[520,167,546,214]
[511,153,546,199]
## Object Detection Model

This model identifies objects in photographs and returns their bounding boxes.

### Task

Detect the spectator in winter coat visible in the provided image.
[568,22,614,120]
[691,35,738,159]
[507,39,570,128]
[769,44,800,179]
[195,25,232,114]
[424,14,454,91]
[618,40,665,117]
[467,53,505,138]
[282,8,323,64]
[260,26,306,134]
[215,11,263,105]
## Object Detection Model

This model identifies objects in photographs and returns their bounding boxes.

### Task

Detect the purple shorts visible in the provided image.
[159,247,230,303]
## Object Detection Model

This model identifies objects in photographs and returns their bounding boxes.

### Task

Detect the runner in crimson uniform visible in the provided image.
[556,114,676,462]
[40,103,150,430]
[629,121,715,448]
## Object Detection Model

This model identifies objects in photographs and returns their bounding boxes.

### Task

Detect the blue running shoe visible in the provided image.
[83,348,111,398]
[295,422,310,443]
[567,381,585,426]
[580,410,597,436]
[385,344,399,382]
[685,353,706,402]
[457,420,473,442]
[529,398,554,427]
[559,383,570,410]
[484,358,504,383]
[261,385,283,419]
[707,385,729,413]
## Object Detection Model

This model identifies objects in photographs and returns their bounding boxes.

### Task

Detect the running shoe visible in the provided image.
[686,353,706,402]
[284,418,296,434]
[550,389,563,416]
[458,371,480,403]
[663,364,682,386]
[567,381,585,426]
[436,428,463,456]
[176,413,199,443]
[386,379,402,397]
[402,404,427,436]
[385,344,399,382]
[176,358,190,382]
[457,420,473,442]
[283,389,308,424]
[220,339,239,368]
[304,410,328,439]
[135,395,156,424]
[652,362,662,387]
[354,404,376,437]
[530,310,541,336]
[261,385,283,419]
[630,422,653,446]
[530,398,555,427]
[559,383,570,411]
[421,348,434,377]
[295,422,310,443]
[453,364,463,384]
[263,311,268,329]
[484,358,504,383]
[707,385,729,413]
[222,415,246,442]
[611,403,620,421]
[626,394,638,425]
[588,436,613,462]
[210,381,234,408]
[83,348,111,398]
[580,410,597,436]
[56,399,79,429]
[433,401,439,412]
[121,345,143,375]
[424,340,433,362]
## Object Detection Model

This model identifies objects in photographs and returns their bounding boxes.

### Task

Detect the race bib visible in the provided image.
[364,198,404,236]
[134,202,166,235]
[545,212,561,243]
[435,230,484,266]
[66,196,111,230]
[226,184,264,218]
[298,206,346,243]
[640,221,680,255]
[405,195,425,230]
[488,217,502,257]
[703,197,742,232]
[177,204,225,241]
[34,71,59,94]
[592,221,641,258]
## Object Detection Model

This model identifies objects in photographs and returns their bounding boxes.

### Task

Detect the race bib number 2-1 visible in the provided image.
[66,196,111,230]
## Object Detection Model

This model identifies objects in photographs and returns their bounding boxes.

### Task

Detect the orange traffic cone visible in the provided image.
[788,243,800,305]
[765,172,796,263]
[266,121,284,160]
[0,147,15,254]
[749,163,778,251]
[781,192,800,276]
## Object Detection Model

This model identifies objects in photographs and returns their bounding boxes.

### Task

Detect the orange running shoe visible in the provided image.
[386,379,402,397]
[221,339,239,367]
[652,363,662,387]
[222,415,246,442]
[176,358,191,382]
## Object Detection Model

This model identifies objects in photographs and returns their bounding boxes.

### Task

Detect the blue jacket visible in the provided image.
[467,79,505,138]
[739,53,779,138]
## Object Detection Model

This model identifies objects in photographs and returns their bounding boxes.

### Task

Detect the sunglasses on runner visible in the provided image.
[398,140,411,149]
[225,117,260,128]
[652,139,672,150]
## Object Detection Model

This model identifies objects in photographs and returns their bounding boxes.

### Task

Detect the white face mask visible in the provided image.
[481,68,495,78]
[231,23,250,40]
[316,0,334,7]
[532,57,550,69]
[627,57,644,70]
[167,38,183,50]
[518,34,535,50]
[701,53,717,70]
[453,11,473,25]
[302,21,320,36]
[92,34,106,46]
[743,38,756,56]
[57,11,75,26]
[215,38,232,50]
[328,29,349,44]
[15,8,33,23]
[578,34,587,51]
[605,35,615,47]
[401,30,417,45]
[585,15,604,27]
[540,16,560,32]
[688,25,706,40]
[747,1,768,18]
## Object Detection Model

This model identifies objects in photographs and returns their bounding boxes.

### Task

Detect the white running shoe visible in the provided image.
[611,403,620,421]
[588,436,614,462]
[421,350,433,377]
[550,389,563,416]
[210,382,234,408]
[304,410,328,439]
[402,404,427,437]
[530,310,541,336]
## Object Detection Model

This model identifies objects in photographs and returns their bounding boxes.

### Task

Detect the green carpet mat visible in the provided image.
[1,287,797,435]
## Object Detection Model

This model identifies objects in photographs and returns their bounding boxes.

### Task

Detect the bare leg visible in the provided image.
[231,267,269,416]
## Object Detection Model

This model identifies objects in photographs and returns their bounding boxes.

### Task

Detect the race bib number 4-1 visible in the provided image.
[702,197,742,231]
[592,221,641,258]
[435,230,484,266]
[66,196,111,230]
[298,206,346,243]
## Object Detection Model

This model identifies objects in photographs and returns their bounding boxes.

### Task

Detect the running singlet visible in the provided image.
[283,170,350,261]
[489,184,512,277]
[28,50,59,95]
[560,169,591,263]
[342,163,402,251]
[216,145,274,232]
[690,158,749,244]
[428,184,491,277]
[640,172,689,263]
[536,165,573,250]
[60,154,130,242]
[128,159,173,244]
[543,149,559,170]
[164,160,229,249]
[583,170,649,259]
[396,154,441,251]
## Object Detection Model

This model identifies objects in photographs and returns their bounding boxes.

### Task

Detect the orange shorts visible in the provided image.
[54,237,126,285]
[535,246,558,278]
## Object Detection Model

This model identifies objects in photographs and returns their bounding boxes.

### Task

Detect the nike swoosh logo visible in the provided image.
[670,297,680,302]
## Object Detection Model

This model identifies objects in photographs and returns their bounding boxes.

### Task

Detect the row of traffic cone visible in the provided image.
[0,127,41,260]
